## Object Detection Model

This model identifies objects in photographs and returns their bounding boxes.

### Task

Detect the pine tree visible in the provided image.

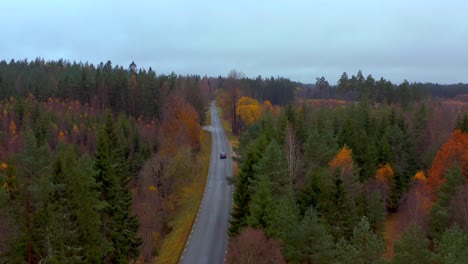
[434,225,468,264]
[94,112,141,263]
[392,224,431,264]
[11,132,54,263]
[337,72,350,99]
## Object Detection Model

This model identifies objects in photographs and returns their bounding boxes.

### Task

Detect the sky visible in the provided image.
[1,0,467,84]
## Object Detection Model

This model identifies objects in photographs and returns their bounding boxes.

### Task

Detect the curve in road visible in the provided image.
[180,101,233,264]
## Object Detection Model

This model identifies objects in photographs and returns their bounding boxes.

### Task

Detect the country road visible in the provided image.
[180,101,233,264]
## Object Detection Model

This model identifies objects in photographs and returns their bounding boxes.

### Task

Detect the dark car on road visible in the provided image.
[220,152,227,159]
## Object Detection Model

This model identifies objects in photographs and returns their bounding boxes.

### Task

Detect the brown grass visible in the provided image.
[155,131,211,263]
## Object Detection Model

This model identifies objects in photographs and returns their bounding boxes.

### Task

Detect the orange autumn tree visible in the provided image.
[428,129,468,194]
[376,163,394,208]
[159,95,201,156]
[376,163,394,183]
[236,96,261,126]
[330,146,355,184]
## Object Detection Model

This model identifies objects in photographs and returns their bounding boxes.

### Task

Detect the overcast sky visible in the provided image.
[1,0,467,84]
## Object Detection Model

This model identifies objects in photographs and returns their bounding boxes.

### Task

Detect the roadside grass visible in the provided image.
[156,122,212,263]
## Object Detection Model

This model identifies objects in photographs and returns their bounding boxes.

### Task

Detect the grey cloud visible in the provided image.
[1,0,467,84]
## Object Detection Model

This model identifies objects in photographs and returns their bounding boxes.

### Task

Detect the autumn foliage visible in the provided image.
[159,95,201,155]
[330,146,354,181]
[376,163,394,184]
[236,96,261,125]
[428,130,468,194]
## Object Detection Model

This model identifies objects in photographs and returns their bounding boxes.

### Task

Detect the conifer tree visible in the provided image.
[54,144,110,262]
[434,225,468,264]
[286,207,334,263]
[229,136,267,236]
[94,112,141,263]
[334,217,385,264]
[430,163,465,238]
[392,224,431,264]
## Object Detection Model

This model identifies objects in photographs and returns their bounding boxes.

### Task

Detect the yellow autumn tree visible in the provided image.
[236,96,261,125]
[329,146,354,183]
[413,171,427,183]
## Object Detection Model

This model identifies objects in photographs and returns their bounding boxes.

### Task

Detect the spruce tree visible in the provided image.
[267,189,300,240]
[54,144,110,262]
[252,140,287,196]
[246,175,274,230]
[286,207,334,263]
[229,136,267,236]
[325,170,359,240]
[334,217,385,264]
[429,163,464,239]
[94,112,141,263]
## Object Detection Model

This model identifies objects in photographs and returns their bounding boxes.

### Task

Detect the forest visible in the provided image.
[0,58,468,263]
[219,71,468,263]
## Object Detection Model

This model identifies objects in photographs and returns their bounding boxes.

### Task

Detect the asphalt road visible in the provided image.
[180,101,233,264]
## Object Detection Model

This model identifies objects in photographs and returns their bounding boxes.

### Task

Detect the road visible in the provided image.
[180,101,233,264]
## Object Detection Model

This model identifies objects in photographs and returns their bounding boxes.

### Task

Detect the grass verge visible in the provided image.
[156,131,211,263]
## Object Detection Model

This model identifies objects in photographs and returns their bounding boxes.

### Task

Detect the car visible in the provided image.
[220,152,227,159]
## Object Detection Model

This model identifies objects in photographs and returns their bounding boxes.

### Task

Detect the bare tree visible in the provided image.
[284,124,301,189]
[226,228,286,264]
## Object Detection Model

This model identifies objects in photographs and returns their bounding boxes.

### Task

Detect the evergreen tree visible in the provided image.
[337,72,350,99]
[455,113,468,133]
[286,207,334,263]
[392,224,431,264]
[54,144,110,262]
[94,112,141,263]
[325,169,359,240]
[303,120,338,172]
[334,217,385,264]
[11,133,54,263]
[267,189,300,240]
[429,163,465,238]
[434,225,468,264]
[246,175,275,230]
[365,191,386,234]
[252,140,287,196]
[229,136,267,236]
